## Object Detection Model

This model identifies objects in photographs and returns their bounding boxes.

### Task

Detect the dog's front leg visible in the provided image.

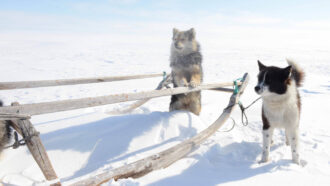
[260,128,273,163]
[174,75,188,87]
[189,65,202,88]
[189,72,201,88]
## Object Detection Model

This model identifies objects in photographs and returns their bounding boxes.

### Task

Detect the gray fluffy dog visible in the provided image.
[169,28,203,115]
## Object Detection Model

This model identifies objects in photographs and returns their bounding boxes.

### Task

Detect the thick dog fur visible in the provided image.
[169,28,203,115]
[0,101,12,155]
[255,59,304,164]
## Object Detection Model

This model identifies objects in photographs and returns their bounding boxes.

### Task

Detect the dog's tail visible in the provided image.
[286,59,305,87]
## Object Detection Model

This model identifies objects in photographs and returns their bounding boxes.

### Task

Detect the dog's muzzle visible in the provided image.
[174,42,183,50]
[255,85,262,94]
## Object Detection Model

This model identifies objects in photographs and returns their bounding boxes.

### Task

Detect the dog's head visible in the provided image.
[172,28,198,54]
[255,60,292,96]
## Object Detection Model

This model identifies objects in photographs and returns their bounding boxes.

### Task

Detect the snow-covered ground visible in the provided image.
[0,30,329,186]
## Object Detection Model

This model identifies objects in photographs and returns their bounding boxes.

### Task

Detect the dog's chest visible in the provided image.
[263,99,299,128]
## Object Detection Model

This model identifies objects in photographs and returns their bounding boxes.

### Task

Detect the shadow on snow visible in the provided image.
[40,111,196,181]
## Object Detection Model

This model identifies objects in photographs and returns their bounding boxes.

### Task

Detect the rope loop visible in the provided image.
[220,97,262,132]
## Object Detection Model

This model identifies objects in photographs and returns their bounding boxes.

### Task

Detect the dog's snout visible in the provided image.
[255,86,261,92]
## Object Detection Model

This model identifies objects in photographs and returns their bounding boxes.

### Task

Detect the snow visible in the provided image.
[0,30,329,186]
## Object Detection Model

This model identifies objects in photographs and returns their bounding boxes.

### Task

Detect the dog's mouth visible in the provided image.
[174,45,183,50]
[174,43,183,50]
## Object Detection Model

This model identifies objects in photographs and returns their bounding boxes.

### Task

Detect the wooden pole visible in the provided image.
[107,74,172,115]
[0,81,241,116]
[12,103,61,186]
[0,73,164,90]
[0,113,30,120]
[70,73,249,186]
[210,87,234,92]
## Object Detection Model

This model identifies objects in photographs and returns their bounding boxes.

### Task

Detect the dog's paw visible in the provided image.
[189,81,199,88]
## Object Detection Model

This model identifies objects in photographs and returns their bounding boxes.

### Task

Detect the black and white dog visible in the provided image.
[255,59,304,164]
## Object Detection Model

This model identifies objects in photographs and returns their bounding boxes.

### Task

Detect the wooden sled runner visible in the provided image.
[0,72,249,186]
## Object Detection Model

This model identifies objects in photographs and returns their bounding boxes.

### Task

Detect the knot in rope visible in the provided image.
[4,131,40,149]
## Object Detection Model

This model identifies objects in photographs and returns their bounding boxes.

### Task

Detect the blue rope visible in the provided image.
[233,77,243,94]
[163,71,167,80]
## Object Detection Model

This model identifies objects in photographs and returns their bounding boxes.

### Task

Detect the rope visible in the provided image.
[158,72,172,89]
[218,117,236,132]
[221,97,262,132]
[238,97,262,126]
[4,131,40,149]
[163,71,167,80]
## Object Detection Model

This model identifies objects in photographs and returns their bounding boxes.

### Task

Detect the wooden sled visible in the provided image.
[0,72,249,186]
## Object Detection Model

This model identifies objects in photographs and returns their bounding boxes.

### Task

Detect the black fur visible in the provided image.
[256,62,292,95]
[5,121,12,139]
[291,66,304,87]
[262,108,270,130]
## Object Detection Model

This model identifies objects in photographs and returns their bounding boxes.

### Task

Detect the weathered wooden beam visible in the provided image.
[0,81,241,116]
[0,73,164,90]
[107,77,235,115]
[12,103,61,185]
[209,87,234,92]
[8,102,24,136]
[107,74,172,115]
[18,119,61,185]
[0,113,31,120]
[70,73,249,186]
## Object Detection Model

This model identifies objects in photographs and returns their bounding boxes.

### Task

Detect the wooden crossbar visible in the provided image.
[0,81,240,116]
[0,73,164,90]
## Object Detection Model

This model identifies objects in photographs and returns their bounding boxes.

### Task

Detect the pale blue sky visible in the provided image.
[0,0,329,33]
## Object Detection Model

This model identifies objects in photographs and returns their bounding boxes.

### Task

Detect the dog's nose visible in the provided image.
[255,86,260,92]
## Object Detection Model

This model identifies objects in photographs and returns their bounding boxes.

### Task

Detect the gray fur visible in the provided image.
[170,44,202,68]
[0,101,12,155]
[169,28,203,115]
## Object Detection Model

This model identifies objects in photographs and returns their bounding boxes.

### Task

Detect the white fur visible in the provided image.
[256,71,267,94]
[260,80,301,164]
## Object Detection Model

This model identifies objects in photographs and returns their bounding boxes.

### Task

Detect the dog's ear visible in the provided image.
[173,28,179,36]
[188,28,195,40]
[283,65,292,80]
[258,60,267,71]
